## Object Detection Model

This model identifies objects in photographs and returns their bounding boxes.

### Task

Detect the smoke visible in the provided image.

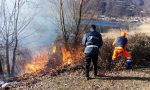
[18,0,59,53]
[0,0,59,53]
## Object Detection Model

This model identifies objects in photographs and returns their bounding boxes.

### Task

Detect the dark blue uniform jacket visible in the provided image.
[82,31,103,55]
[116,36,128,48]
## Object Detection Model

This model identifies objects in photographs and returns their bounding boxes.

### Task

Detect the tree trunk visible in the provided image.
[60,0,68,43]
[75,0,84,42]
[11,0,19,76]
[0,56,3,75]
[11,37,18,76]
[6,38,10,75]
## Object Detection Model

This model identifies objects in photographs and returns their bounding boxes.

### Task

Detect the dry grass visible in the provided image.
[104,23,150,38]
[136,23,150,33]
[12,68,150,90]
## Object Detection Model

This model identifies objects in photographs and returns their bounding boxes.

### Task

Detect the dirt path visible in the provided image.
[12,68,150,90]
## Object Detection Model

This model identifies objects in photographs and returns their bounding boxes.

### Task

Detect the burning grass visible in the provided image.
[61,46,73,65]
[23,49,50,74]
[23,33,150,75]
[61,44,84,65]
[19,42,84,76]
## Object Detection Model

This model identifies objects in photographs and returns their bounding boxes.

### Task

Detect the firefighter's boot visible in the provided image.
[126,59,132,70]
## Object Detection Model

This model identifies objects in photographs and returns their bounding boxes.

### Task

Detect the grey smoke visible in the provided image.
[18,0,58,52]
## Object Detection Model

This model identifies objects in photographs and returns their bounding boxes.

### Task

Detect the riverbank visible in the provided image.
[82,16,150,23]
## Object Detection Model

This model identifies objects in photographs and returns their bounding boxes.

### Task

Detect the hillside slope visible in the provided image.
[96,0,150,16]
[12,68,150,90]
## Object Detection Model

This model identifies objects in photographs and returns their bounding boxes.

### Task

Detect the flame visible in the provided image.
[52,44,57,54]
[73,47,84,62]
[61,45,84,65]
[23,43,84,74]
[24,49,49,74]
[61,46,72,65]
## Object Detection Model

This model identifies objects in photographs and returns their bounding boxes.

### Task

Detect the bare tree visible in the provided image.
[74,0,84,42]
[59,0,68,42]
[0,0,34,76]
[48,0,100,44]
[11,0,21,75]
[0,0,11,75]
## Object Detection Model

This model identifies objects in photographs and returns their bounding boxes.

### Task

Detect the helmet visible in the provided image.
[121,32,127,37]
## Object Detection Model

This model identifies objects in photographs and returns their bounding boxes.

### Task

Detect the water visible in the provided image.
[81,19,141,28]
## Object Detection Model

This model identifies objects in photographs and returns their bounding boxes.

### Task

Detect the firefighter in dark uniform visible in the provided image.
[82,25,103,80]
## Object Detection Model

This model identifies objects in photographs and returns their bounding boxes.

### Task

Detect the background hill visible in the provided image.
[88,0,150,17]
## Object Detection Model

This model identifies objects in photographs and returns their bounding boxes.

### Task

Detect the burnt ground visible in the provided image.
[9,67,150,90]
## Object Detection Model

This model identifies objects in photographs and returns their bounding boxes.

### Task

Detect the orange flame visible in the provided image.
[61,46,72,65]
[24,49,49,74]
[52,44,57,54]
[23,43,84,74]
[61,45,84,65]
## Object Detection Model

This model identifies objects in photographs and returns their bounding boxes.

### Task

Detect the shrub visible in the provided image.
[98,33,150,70]
[128,33,150,67]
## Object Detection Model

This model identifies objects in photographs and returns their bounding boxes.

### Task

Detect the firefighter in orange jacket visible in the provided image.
[112,32,132,69]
